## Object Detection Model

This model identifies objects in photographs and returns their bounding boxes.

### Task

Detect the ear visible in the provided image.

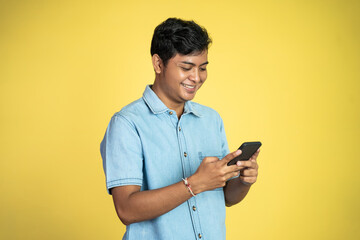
[152,54,163,74]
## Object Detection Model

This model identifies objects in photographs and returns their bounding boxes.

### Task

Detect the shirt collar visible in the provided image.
[142,85,201,117]
[184,100,201,117]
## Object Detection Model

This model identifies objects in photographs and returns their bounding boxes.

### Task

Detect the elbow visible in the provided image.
[225,200,234,207]
[225,195,241,207]
[116,211,133,225]
[115,206,137,226]
[111,186,142,225]
[119,216,132,226]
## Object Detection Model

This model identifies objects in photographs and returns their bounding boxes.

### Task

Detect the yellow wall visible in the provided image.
[1,0,359,239]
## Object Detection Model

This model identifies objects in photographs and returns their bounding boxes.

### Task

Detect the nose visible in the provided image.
[189,68,200,83]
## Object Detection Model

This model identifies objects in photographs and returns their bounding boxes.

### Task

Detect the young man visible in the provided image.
[100,18,260,240]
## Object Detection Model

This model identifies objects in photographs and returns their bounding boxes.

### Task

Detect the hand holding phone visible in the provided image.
[227,141,262,166]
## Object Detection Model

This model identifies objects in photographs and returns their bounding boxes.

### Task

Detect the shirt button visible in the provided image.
[198,233,202,238]
[169,111,173,115]
[184,152,187,157]
[179,126,181,131]
[192,206,196,211]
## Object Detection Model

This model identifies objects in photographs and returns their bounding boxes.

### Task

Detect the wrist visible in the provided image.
[182,178,196,197]
[240,179,253,187]
[187,175,203,195]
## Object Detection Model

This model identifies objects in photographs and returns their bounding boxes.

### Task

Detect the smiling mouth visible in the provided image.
[181,83,195,89]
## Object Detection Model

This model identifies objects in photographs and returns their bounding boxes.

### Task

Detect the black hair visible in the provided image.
[151,18,212,66]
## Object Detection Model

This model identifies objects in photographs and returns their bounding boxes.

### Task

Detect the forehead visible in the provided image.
[170,51,208,64]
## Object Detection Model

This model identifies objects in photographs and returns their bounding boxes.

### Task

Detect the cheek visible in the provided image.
[179,71,189,79]
[170,70,187,81]
[200,71,207,82]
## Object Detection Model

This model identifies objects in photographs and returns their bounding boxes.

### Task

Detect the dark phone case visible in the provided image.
[227,141,262,166]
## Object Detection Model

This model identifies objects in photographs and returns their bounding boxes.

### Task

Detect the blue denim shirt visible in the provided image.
[100,85,230,240]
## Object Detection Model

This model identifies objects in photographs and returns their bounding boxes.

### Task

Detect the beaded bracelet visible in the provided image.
[182,178,196,197]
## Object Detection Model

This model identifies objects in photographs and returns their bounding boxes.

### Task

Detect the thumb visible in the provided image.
[203,156,220,163]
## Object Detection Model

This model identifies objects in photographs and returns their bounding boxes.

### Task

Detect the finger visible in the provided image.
[226,164,246,173]
[235,160,253,168]
[225,170,240,180]
[248,156,259,166]
[245,160,258,169]
[240,168,258,177]
[239,176,256,185]
[221,150,242,165]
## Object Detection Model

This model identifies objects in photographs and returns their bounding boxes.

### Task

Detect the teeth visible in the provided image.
[182,83,195,89]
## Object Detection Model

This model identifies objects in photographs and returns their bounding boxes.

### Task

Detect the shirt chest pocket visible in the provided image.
[198,151,223,162]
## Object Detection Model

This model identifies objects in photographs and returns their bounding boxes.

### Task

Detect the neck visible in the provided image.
[151,83,185,119]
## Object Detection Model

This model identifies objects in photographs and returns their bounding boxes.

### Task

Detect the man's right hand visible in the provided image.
[188,150,251,194]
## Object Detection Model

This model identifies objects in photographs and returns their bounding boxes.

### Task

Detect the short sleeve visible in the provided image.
[100,114,143,194]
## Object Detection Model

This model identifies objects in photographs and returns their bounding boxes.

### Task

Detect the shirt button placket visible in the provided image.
[177,119,202,238]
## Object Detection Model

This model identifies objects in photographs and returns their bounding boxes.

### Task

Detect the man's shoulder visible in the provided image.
[113,97,147,120]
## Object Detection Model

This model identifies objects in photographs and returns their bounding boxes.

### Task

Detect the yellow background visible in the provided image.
[1,0,359,239]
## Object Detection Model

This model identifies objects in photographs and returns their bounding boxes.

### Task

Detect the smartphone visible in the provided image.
[227,141,262,166]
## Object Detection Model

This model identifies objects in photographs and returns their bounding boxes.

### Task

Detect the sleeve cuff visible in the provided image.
[106,178,142,195]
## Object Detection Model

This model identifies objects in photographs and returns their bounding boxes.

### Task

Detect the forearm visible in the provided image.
[113,181,192,225]
[113,150,248,225]
[223,177,252,207]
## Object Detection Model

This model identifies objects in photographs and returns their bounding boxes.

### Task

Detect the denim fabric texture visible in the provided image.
[100,85,230,240]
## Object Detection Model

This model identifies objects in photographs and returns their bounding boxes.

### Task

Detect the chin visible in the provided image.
[183,95,196,102]
[178,88,197,102]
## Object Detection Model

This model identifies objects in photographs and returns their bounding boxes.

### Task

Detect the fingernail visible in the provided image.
[236,150,242,155]
[237,161,242,166]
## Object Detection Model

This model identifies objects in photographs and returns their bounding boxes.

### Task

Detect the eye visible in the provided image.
[200,68,207,72]
[181,67,191,71]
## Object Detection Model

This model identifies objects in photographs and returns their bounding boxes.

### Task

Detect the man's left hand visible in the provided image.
[236,149,260,185]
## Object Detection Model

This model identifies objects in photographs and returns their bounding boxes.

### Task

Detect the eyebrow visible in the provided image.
[180,61,209,66]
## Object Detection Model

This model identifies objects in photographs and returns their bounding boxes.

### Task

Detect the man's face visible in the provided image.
[157,51,208,106]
